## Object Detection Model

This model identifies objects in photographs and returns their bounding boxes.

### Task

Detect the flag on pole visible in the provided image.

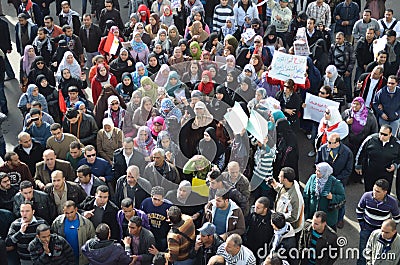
[103,31,120,55]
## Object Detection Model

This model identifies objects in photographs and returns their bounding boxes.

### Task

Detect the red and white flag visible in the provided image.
[103,31,119,55]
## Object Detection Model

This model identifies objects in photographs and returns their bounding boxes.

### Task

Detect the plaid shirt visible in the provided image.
[306,1,332,28]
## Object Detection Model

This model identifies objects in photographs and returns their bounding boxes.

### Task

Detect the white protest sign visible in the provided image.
[373,36,387,58]
[241,28,256,43]
[224,102,249,135]
[269,53,308,84]
[294,27,310,56]
[303,92,340,122]
[246,109,269,143]
[171,0,180,8]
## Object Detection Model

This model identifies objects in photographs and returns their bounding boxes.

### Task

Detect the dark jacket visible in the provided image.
[384,40,400,75]
[44,181,87,207]
[32,38,55,66]
[34,159,76,187]
[275,90,302,127]
[268,224,298,265]
[354,37,375,69]
[373,86,400,121]
[356,72,387,106]
[112,148,147,180]
[0,185,19,212]
[316,143,354,183]
[333,1,360,36]
[15,22,38,55]
[53,34,84,57]
[79,23,102,53]
[98,8,124,34]
[244,211,274,258]
[114,176,151,209]
[28,234,75,265]
[78,196,121,240]
[82,238,131,265]
[13,190,57,225]
[13,141,45,176]
[190,234,224,265]
[143,161,180,191]
[125,227,156,265]
[18,2,44,26]
[0,18,12,53]
[299,219,338,265]
[62,112,98,146]
[76,175,106,196]
[329,41,356,74]
[58,13,81,36]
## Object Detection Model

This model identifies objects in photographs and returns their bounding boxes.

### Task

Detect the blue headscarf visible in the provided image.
[160,98,182,121]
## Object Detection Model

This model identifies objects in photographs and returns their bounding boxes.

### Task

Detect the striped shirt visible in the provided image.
[212,4,234,32]
[306,1,331,28]
[356,192,400,230]
[6,217,48,260]
[217,243,256,265]
[250,134,276,180]
[309,229,323,264]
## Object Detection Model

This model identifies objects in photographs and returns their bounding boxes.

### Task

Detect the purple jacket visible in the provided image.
[117,208,150,240]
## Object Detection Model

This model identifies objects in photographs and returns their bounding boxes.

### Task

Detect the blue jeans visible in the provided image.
[378,117,400,133]
[357,228,373,265]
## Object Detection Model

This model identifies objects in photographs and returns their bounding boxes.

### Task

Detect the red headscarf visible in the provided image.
[138,5,150,24]
[198,71,214,95]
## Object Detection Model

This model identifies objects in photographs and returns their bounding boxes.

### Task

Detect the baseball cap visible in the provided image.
[198,222,216,236]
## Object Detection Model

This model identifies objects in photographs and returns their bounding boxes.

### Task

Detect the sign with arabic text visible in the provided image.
[303,93,340,122]
[269,53,307,84]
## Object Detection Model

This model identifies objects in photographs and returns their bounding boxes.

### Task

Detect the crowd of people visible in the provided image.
[0,0,399,264]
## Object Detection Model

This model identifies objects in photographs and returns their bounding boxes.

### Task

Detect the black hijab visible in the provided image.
[36,74,56,98]
[198,127,225,163]
[146,52,161,77]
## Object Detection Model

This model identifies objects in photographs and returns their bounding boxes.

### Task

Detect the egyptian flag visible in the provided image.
[103,31,120,56]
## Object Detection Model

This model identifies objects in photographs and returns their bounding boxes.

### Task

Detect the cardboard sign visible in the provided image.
[303,92,340,122]
[269,53,308,84]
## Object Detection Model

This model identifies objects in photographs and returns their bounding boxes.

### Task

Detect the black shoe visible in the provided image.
[337,220,344,229]
[123,3,129,8]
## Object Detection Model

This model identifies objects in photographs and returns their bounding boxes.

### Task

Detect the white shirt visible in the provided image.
[379,18,400,38]
[365,78,379,107]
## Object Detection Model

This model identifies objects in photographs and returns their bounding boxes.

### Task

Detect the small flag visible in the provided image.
[103,31,120,55]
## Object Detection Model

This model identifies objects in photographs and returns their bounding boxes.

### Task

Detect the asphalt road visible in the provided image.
[1,0,400,264]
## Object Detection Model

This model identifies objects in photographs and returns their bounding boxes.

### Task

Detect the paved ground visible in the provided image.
[1,0,399,264]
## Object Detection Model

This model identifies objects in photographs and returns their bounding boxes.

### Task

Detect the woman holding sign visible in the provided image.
[275,79,302,132]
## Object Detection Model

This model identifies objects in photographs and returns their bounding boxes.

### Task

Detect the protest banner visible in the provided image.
[373,36,387,58]
[246,109,269,143]
[294,27,310,56]
[303,92,340,122]
[224,102,249,135]
[269,53,307,84]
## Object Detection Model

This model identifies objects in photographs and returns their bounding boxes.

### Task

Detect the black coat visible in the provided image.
[244,211,274,260]
[112,148,147,180]
[44,181,87,207]
[98,9,124,34]
[0,18,12,53]
[13,141,45,176]
[58,14,81,36]
[33,38,55,66]
[62,112,98,146]
[114,176,151,209]
[78,196,121,240]
[79,23,102,53]
[275,91,302,129]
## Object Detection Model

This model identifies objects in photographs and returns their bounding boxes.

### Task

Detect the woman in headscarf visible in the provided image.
[303,162,345,228]
[97,117,124,164]
[129,97,159,137]
[178,39,190,56]
[19,45,36,92]
[137,4,150,25]
[35,74,61,122]
[91,64,119,105]
[194,70,215,97]
[160,97,183,121]
[138,77,158,103]
[179,101,218,159]
[152,43,169,65]
[311,39,330,76]
[182,61,201,90]
[305,57,322,96]
[263,25,284,51]
[152,29,172,55]
[189,41,202,60]
[133,22,152,47]
[238,64,259,87]
[203,33,223,61]
[98,26,124,62]
[130,31,150,65]
[154,64,170,87]
[58,68,88,98]
[167,25,183,49]
[247,87,267,112]
[250,54,265,80]
[115,72,135,102]
[146,53,161,78]
[18,84,49,115]
[125,90,142,117]
[199,50,216,72]
[55,51,82,82]
[28,56,56,87]
[223,34,239,55]
[341,97,378,169]
[89,55,108,83]
[149,115,166,139]
[321,65,346,100]
[187,21,209,45]
[145,13,167,40]
[206,64,223,86]
[197,127,226,170]
[275,79,302,131]
[218,16,240,42]
[133,126,156,161]
[233,76,256,103]
[132,62,149,88]
[109,48,135,83]
[182,155,212,196]
[104,95,126,129]
[164,71,190,100]
[316,105,349,150]
[213,83,234,114]
[157,130,182,166]
[160,5,174,27]
[219,55,241,78]
[168,47,190,76]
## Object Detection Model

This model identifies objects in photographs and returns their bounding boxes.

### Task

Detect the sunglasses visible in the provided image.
[36,62,44,65]
[86,153,96,157]
[254,40,261,43]
[325,111,330,115]
[328,141,337,144]
[151,196,162,201]
[319,91,326,95]
[284,85,290,88]
[137,27,144,29]
[111,102,119,106]
[387,82,396,85]
[379,132,389,136]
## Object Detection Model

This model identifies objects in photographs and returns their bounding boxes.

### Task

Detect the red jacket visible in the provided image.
[91,74,118,105]
[265,71,311,93]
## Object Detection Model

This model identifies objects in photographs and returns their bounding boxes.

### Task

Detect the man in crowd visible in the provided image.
[24,108,52,147]
[51,200,95,265]
[115,165,151,209]
[77,145,113,184]
[299,211,338,265]
[216,234,256,265]
[43,15,63,39]
[0,172,18,212]
[76,164,106,196]
[378,9,400,38]
[6,201,48,265]
[117,197,150,240]
[28,224,75,264]
[352,9,380,41]
[79,14,102,69]
[356,65,387,108]
[46,123,80,160]
[14,132,45,176]
[384,29,400,75]
[123,216,155,265]
[15,13,38,55]
[190,222,224,265]
[203,189,245,241]
[333,0,360,42]
[66,141,85,170]
[35,149,75,190]
[365,219,400,265]
[266,0,291,47]
[58,1,81,35]
[0,152,33,186]
[306,0,331,29]
[62,108,98,146]
[13,180,57,224]
[99,0,124,33]
[44,170,87,214]
[79,185,120,240]
[356,179,400,265]
[354,28,377,83]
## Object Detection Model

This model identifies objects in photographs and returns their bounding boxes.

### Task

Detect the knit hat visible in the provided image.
[198,222,216,236]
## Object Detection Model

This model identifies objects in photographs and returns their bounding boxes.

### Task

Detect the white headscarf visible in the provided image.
[102,117,115,139]
[56,51,81,80]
